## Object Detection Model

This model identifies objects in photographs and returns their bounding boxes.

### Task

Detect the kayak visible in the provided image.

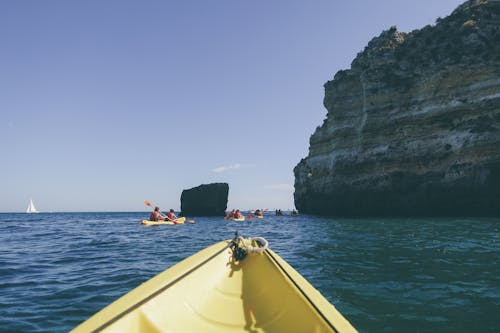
[255,215,263,219]
[230,216,245,222]
[71,235,357,333]
[141,217,186,225]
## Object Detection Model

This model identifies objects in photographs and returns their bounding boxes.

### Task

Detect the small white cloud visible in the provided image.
[212,163,242,173]
[264,183,294,191]
[211,163,256,173]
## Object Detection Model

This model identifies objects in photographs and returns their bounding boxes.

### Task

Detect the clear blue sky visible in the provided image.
[1,0,464,212]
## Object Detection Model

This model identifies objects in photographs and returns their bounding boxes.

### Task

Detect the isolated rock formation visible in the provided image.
[294,0,500,216]
[181,183,229,216]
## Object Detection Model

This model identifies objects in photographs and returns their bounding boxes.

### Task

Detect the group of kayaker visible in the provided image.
[224,209,265,219]
[224,209,244,220]
[150,207,178,222]
[149,206,296,222]
[275,209,299,216]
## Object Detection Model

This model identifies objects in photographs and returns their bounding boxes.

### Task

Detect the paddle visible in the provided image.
[143,200,195,223]
[144,200,167,218]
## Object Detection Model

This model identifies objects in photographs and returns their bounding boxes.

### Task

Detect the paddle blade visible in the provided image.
[144,200,152,207]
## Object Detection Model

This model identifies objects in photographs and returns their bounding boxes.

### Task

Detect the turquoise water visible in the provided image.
[0,212,498,332]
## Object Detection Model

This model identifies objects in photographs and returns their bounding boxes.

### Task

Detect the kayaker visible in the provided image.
[225,209,236,219]
[234,210,243,219]
[150,207,167,221]
[255,209,263,217]
[166,209,177,221]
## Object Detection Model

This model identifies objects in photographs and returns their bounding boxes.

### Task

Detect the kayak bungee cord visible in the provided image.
[239,236,269,254]
[229,232,269,261]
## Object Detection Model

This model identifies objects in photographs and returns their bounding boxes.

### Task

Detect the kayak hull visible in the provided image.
[141,217,186,225]
[72,238,357,333]
[229,217,245,222]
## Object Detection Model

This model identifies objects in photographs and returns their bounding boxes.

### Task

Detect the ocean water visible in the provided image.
[0,212,498,333]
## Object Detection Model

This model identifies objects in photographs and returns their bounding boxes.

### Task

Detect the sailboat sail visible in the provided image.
[26,199,39,213]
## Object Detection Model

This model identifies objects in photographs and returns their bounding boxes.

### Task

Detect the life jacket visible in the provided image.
[150,211,160,221]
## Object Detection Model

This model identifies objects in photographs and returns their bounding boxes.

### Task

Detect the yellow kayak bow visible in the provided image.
[72,235,357,333]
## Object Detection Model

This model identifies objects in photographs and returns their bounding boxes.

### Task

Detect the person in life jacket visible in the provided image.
[150,207,166,221]
[233,209,243,219]
[166,209,178,221]
[225,209,236,219]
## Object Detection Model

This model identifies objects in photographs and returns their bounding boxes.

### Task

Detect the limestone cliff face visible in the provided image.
[294,0,500,216]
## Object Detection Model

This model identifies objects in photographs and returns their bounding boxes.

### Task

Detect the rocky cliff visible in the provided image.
[294,0,500,216]
[181,183,229,216]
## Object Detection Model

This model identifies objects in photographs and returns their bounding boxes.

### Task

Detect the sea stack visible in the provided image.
[294,0,500,216]
[181,183,229,216]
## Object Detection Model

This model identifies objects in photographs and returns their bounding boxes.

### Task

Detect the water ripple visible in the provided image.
[0,213,499,332]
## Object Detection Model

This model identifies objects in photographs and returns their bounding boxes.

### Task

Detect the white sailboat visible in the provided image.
[26,199,39,213]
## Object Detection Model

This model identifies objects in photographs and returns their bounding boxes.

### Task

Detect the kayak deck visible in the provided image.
[72,239,357,333]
